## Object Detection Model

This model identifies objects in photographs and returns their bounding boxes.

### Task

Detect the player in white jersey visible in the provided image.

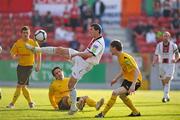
[25,23,105,114]
[153,31,179,103]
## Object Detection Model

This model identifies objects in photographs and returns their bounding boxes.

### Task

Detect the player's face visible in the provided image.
[54,68,64,80]
[89,26,97,37]
[110,46,116,55]
[22,30,30,39]
[163,32,170,42]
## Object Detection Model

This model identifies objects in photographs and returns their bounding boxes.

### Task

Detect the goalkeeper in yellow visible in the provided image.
[49,66,104,110]
[95,40,142,118]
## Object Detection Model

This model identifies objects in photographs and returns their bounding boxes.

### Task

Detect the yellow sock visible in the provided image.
[22,87,32,103]
[102,95,117,115]
[12,87,21,104]
[86,97,96,107]
[120,95,139,114]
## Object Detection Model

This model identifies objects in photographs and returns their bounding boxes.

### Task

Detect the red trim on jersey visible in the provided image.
[163,42,170,53]
[162,42,170,63]
[87,36,102,49]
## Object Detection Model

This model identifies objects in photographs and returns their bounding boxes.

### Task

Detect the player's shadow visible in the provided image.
[140,114,180,117]
[103,113,180,119]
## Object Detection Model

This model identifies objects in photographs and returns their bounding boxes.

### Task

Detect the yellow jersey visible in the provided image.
[118,52,142,82]
[10,38,39,66]
[49,78,70,109]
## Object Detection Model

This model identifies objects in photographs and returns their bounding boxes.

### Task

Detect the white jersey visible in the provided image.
[155,41,178,64]
[84,36,105,65]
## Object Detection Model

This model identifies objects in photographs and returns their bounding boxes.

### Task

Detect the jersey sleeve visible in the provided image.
[10,43,17,56]
[48,84,58,109]
[87,41,103,56]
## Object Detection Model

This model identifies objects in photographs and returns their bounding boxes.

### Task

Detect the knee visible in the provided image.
[112,90,118,96]
[119,94,126,99]
[119,94,127,101]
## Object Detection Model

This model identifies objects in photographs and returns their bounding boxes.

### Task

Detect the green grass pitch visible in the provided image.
[0,87,180,120]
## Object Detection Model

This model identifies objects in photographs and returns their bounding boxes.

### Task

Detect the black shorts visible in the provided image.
[121,79,141,95]
[17,65,33,85]
[58,97,81,110]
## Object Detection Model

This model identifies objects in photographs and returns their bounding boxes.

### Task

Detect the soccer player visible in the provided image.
[95,40,142,118]
[7,26,41,108]
[49,66,104,111]
[25,23,105,115]
[152,31,179,103]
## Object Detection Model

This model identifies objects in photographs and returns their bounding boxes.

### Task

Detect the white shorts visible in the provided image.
[158,63,175,80]
[69,48,93,80]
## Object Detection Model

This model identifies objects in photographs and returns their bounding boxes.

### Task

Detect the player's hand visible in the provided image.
[128,83,135,95]
[12,55,20,60]
[171,59,176,63]
[35,66,40,72]
[111,79,117,86]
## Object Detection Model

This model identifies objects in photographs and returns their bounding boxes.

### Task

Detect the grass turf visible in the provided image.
[0,87,180,120]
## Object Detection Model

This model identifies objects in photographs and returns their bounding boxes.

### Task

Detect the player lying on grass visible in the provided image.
[49,66,104,111]
[95,40,142,118]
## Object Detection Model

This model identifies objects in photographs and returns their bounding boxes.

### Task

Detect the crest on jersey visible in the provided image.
[92,45,98,53]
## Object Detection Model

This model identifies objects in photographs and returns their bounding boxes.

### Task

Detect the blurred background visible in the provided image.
[0,0,179,90]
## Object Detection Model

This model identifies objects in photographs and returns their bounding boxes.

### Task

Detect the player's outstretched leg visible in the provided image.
[25,43,70,59]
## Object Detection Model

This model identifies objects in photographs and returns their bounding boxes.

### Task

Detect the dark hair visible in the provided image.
[21,26,30,32]
[51,67,62,77]
[91,23,102,34]
[110,40,123,51]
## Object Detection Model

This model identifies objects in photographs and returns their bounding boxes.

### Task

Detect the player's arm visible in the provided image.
[49,85,58,110]
[111,71,123,86]
[34,41,41,72]
[71,51,93,59]
[153,44,160,65]
[10,43,19,60]
[174,51,180,62]
[173,44,180,62]
[152,54,159,65]
[71,41,103,59]
[128,67,140,94]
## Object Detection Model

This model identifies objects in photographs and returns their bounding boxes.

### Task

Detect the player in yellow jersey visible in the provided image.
[7,26,41,108]
[95,40,142,118]
[49,66,104,111]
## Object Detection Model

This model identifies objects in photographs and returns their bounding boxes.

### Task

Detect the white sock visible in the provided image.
[35,47,56,54]
[163,83,170,99]
[70,89,77,109]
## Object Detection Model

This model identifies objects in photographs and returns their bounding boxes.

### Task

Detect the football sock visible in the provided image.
[22,87,32,103]
[120,95,139,114]
[102,95,117,115]
[12,87,21,104]
[163,83,170,99]
[70,88,77,109]
[86,97,96,107]
[35,47,56,54]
